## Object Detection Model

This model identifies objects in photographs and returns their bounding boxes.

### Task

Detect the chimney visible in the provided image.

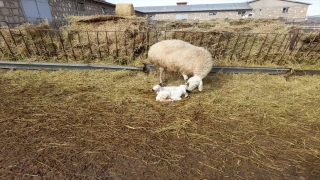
[176,2,187,6]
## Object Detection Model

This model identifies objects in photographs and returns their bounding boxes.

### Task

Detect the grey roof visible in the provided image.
[93,0,115,6]
[280,0,311,5]
[247,0,311,5]
[135,3,252,13]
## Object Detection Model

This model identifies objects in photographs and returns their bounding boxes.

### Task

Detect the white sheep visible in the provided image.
[148,39,213,93]
[152,84,189,102]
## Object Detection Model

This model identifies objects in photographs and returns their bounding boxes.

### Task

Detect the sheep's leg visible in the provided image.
[159,67,165,86]
[182,74,189,84]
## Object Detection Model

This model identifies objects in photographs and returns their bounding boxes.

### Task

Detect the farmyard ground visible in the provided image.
[1,69,319,179]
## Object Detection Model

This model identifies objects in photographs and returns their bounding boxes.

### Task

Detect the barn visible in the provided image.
[135,2,253,21]
[248,0,311,20]
[135,0,311,21]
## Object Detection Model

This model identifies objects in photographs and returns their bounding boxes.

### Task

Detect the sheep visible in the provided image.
[148,39,213,93]
[152,84,189,102]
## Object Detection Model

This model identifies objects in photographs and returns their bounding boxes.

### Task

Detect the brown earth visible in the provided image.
[0,69,320,179]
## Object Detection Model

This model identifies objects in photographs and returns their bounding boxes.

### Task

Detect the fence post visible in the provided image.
[0,30,16,60]
[289,28,299,51]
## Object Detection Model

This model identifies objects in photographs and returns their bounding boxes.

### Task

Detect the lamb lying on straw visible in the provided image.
[152,84,189,102]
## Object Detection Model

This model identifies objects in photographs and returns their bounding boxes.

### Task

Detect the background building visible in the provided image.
[135,2,253,21]
[135,0,311,21]
[248,0,310,20]
[0,0,312,28]
[0,0,144,28]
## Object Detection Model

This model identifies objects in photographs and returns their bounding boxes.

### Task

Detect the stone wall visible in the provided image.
[249,0,309,20]
[0,0,26,28]
[151,11,248,21]
[49,0,116,21]
[252,6,308,20]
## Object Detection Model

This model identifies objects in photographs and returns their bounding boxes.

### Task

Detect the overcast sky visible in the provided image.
[106,0,320,15]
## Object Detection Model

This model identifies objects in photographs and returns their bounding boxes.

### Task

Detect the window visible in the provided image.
[238,11,246,15]
[148,14,155,18]
[101,7,106,14]
[209,12,217,16]
[77,2,85,11]
[283,7,289,13]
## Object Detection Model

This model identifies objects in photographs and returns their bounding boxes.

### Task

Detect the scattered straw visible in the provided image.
[1,69,320,179]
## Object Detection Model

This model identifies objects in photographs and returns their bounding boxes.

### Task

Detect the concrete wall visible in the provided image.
[0,0,26,27]
[249,0,309,20]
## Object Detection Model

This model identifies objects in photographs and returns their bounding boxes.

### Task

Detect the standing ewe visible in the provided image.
[152,84,189,102]
[148,39,213,92]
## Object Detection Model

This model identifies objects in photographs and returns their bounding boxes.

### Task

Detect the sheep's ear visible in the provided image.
[198,80,203,91]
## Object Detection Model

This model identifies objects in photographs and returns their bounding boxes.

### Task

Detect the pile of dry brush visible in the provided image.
[0,16,319,67]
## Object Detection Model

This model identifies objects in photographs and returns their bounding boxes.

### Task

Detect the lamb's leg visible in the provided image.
[182,74,189,84]
[160,98,173,102]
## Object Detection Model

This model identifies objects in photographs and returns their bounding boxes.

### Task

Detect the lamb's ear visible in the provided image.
[198,80,203,91]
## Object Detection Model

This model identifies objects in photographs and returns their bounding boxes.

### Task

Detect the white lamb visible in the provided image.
[148,39,213,93]
[152,84,189,102]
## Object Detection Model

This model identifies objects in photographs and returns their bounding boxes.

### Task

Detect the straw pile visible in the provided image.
[1,69,320,179]
[61,15,147,64]
[0,17,319,68]
[115,3,135,16]
[156,18,296,33]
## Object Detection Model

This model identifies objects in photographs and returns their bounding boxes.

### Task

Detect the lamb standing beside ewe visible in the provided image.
[152,84,189,102]
[148,39,213,92]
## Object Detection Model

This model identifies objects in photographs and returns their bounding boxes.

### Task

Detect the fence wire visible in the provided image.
[0,28,319,65]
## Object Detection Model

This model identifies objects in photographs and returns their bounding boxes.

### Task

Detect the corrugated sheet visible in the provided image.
[135,3,252,13]
[93,0,115,6]
[280,0,311,5]
[249,0,311,5]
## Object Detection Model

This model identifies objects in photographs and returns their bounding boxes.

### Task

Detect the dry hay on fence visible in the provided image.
[0,16,149,63]
[150,20,320,67]
[0,17,319,68]
[60,15,148,64]
[157,18,297,34]
[115,3,135,16]
[1,69,320,179]
[0,20,59,61]
[301,31,320,43]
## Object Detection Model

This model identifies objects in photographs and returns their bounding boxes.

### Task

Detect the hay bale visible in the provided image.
[115,3,135,16]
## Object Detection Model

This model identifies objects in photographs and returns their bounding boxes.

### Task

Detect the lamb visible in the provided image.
[152,84,189,102]
[148,39,213,93]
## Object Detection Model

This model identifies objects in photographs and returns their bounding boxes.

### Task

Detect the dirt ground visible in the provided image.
[0,69,320,179]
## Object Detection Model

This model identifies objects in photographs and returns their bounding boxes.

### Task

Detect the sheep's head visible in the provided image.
[152,84,162,92]
[186,76,203,92]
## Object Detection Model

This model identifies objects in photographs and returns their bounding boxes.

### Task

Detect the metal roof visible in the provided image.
[93,0,116,6]
[135,3,252,13]
[247,0,311,5]
[280,0,311,5]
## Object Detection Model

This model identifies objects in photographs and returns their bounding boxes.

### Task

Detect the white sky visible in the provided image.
[106,0,320,15]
